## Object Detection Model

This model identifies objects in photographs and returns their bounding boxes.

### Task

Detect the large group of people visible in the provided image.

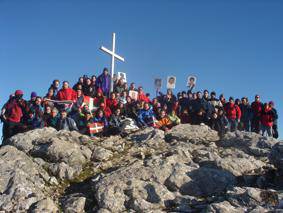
[1,67,279,142]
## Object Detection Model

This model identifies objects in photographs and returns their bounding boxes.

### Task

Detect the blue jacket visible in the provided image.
[137,107,155,126]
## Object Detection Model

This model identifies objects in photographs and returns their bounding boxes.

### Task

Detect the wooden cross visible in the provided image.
[100,33,125,93]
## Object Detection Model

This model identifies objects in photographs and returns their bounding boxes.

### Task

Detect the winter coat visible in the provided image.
[224,103,242,120]
[251,101,263,118]
[261,107,274,127]
[97,74,111,96]
[2,98,24,123]
[239,104,253,122]
[56,117,78,131]
[137,107,155,126]
[156,117,172,129]
[138,92,150,103]
[57,88,77,101]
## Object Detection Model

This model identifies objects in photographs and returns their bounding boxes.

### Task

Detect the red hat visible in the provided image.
[15,90,24,96]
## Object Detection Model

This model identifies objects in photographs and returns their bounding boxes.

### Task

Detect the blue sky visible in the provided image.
[0,0,282,138]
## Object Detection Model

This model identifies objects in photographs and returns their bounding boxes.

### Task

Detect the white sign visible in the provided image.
[154,78,162,90]
[118,72,127,82]
[167,76,176,89]
[187,75,197,90]
[129,90,138,101]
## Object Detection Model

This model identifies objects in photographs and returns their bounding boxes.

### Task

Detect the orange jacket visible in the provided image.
[156,117,172,128]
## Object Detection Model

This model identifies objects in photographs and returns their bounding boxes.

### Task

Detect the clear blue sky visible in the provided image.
[0,0,282,138]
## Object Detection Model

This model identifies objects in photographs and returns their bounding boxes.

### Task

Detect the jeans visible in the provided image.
[261,125,272,137]
[228,119,238,132]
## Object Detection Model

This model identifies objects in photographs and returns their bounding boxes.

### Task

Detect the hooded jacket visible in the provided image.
[224,103,242,120]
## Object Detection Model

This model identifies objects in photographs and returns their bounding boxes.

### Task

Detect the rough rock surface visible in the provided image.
[0,125,282,212]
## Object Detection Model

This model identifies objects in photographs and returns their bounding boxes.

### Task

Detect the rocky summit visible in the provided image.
[0,124,282,212]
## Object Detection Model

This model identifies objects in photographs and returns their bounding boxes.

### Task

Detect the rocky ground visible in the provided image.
[0,124,282,212]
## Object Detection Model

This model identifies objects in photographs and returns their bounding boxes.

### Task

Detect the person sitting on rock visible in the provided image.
[107,108,123,135]
[191,108,208,125]
[179,108,191,124]
[56,109,78,131]
[46,107,60,129]
[168,110,181,126]
[28,96,44,129]
[156,110,172,131]
[94,109,109,128]
[106,92,118,112]
[208,111,222,133]
[79,110,95,136]
[137,102,156,127]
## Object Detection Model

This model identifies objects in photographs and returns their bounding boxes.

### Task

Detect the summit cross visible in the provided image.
[100,33,125,93]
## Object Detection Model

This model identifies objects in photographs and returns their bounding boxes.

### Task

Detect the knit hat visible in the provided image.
[15,90,24,96]
[31,92,37,98]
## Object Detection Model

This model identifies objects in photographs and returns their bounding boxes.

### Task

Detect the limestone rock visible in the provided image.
[165,124,220,144]
[270,142,283,171]
[0,146,50,212]
[29,198,59,213]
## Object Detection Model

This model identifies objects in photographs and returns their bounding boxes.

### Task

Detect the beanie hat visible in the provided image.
[15,90,24,96]
[31,92,37,98]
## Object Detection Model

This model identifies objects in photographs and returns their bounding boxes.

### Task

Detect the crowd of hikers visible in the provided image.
[1,68,279,142]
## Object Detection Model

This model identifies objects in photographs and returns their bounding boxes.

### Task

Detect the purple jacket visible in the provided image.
[97,73,111,96]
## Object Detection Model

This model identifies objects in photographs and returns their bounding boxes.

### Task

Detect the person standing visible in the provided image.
[97,68,111,97]
[239,97,252,132]
[1,90,26,141]
[269,101,278,138]
[261,103,274,137]
[224,97,242,132]
[251,95,263,134]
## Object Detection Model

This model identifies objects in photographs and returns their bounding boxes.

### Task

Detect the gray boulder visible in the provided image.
[270,142,283,171]
[0,146,53,212]
[165,124,219,144]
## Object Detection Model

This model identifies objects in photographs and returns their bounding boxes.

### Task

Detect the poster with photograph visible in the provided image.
[167,76,176,89]
[129,90,138,101]
[154,78,162,90]
[118,72,127,82]
[187,75,197,90]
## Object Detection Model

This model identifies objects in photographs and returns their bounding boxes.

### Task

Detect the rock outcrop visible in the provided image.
[0,124,282,212]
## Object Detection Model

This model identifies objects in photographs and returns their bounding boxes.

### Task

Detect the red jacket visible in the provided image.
[224,103,242,120]
[251,101,263,117]
[100,106,112,118]
[57,88,77,101]
[261,107,274,127]
[4,99,23,123]
[138,92,150,103]
[106,98,118,109]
